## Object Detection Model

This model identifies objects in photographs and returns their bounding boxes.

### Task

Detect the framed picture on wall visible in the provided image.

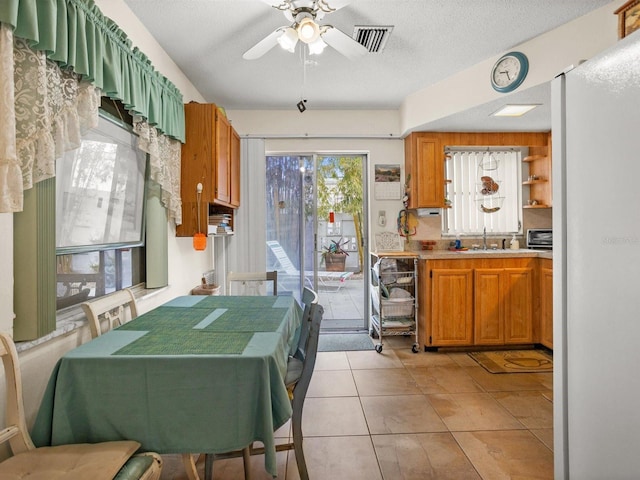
[374,164,401,200]
[615,0,640,39]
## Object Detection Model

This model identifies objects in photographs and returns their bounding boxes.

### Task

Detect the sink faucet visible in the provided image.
[482,227,487,250]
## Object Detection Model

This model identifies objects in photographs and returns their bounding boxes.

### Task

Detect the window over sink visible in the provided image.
[442,147,523,236]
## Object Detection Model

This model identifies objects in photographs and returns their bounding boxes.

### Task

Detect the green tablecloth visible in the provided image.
[32,295,302,477]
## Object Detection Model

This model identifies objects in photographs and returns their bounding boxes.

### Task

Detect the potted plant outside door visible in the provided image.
[322,239,349,272]
[317,156,364,273]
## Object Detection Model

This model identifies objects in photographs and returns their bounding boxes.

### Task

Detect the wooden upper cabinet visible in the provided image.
[181,102,214,205]
[405,131,551,210]
[230,127,241,208]
[404,133,445,208]
[176,102,240,237]
[215,109,231,205]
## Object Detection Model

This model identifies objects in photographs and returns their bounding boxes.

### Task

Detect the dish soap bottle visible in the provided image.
[510,234,519,250]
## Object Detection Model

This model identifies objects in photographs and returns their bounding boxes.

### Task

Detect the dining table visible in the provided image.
[31,294,302,479]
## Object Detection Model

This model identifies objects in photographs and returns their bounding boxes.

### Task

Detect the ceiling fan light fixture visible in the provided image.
[307,37,327,55]
[297,17,320,43]
[277,27,298,52]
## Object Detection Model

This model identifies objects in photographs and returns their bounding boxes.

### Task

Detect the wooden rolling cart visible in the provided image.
[369,251,419,353]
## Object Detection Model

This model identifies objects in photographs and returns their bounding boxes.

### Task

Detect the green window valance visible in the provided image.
[0,0,185,143]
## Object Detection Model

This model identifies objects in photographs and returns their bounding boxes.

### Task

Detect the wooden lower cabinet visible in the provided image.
[420,258,536,349]
[431,268,473,346]
[474,268,504,345]
[503,267,534,343]
[540,259,553,349]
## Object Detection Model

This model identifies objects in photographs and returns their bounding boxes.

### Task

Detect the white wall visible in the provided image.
[400,2,620,134]
[226,110,408,257]
[263,136,405,241]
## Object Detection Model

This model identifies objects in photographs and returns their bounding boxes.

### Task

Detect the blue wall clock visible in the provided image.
[490,51,529,93]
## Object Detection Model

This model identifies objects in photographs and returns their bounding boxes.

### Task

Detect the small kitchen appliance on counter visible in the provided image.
[526,229,552,249]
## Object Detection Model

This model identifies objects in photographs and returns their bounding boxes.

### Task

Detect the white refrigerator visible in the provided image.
[552,32,640,479]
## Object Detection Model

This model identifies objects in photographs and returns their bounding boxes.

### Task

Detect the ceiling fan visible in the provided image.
[243,0,368,60]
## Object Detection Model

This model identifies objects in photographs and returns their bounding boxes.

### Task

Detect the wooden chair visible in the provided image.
[0,332,162,479]
[81,288,138,338]
[226,271,278,296]
[208,299,324,480]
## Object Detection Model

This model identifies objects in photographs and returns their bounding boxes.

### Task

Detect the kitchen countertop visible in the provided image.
[415,249,553,260]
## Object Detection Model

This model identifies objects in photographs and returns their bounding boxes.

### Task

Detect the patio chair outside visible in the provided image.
[267,240,353,292]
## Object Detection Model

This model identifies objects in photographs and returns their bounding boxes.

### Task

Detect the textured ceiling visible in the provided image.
[123,0,612,130]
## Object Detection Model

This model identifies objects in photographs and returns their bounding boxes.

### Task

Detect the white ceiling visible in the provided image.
[123,0,612,131]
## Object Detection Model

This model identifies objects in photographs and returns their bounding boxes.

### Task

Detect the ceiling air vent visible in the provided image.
[352,25,393,53]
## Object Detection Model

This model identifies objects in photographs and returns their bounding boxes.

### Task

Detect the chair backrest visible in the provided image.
[81,288,138,338]
[293,287,319,360]
[266,241,299,276]
[0,333,163,479]
[227,271,278,296]
[0,332,37,455]
[291,302,324,405]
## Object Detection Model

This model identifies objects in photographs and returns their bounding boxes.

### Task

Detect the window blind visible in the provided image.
[444,148,521,235]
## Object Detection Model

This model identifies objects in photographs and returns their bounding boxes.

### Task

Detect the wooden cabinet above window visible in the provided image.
[177,102,240,237]
[404,133,445,209]
[404,131,550,210]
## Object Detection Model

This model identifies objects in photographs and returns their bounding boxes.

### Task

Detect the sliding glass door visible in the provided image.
[265,153,368,331]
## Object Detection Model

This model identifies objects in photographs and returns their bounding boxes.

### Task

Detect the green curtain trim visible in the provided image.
[0,0,185,142]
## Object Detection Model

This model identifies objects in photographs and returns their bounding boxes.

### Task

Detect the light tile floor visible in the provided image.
[317,274,366,330]
[159,336,554,480]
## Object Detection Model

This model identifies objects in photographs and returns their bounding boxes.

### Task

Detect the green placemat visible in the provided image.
[117,307,210,330]
[201,308,286,332]
[193,296,282,309]
[113,331,253,355]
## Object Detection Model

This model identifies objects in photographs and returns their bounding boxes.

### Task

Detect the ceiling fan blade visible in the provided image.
[243,29,283,60]
[317,0,350,13]
[321,26,368,60]
[259,0,291,8]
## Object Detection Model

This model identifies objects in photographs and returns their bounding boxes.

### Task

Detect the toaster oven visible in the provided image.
[526,229,552,249]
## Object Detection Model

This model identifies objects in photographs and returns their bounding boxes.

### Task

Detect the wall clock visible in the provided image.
[490,51,529,93]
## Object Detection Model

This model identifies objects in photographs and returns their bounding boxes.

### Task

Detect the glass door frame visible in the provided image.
[305,152,370,332]
[265,151,370,331]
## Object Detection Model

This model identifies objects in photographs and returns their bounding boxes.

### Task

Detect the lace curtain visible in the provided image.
[0,23,182,222]
[0,23,21,211]
[134,118,182,225]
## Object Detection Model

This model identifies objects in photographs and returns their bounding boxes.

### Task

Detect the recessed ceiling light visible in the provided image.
[492,104,540,117]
